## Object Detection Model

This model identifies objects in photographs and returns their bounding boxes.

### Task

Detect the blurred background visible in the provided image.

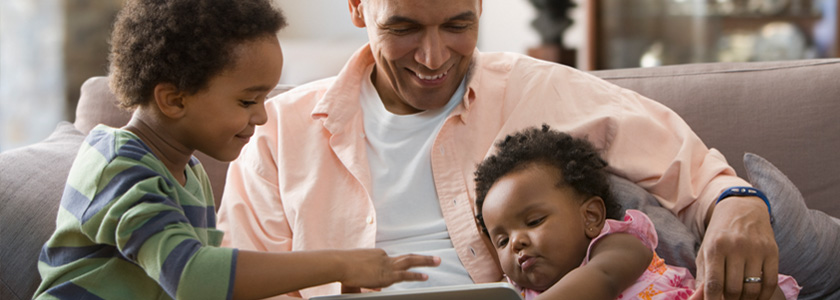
[0,0,836,152]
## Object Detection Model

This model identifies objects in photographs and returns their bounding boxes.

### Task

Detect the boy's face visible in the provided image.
[178,36,283,162]
[350,0,481,114]
[481,163,602,292]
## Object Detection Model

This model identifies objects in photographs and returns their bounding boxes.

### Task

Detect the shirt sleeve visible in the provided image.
[80,161,236,300]
[601,85,750,238]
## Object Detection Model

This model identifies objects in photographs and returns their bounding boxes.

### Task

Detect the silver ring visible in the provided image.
[744,277,763,283]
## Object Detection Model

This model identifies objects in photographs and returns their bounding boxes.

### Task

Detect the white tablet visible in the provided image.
[310,282,523,300]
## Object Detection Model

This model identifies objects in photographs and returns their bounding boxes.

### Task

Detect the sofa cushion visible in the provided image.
[592,59,840,218]
[74,76,131,134]
[744,153,840,299]
[0,122,85,299]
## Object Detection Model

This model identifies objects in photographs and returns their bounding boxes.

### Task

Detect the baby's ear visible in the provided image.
[153,82,187,118]
[581,196,606,239]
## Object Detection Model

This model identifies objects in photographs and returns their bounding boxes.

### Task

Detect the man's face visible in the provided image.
[353,0,481,115]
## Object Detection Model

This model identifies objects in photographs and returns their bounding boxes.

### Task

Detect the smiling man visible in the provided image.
[218,1,781,299]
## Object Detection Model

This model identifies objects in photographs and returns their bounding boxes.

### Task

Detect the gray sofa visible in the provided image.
[2,59,838,299]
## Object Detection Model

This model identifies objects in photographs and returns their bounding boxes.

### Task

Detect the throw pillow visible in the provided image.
[609,175,700,275]
[743,152,840,300]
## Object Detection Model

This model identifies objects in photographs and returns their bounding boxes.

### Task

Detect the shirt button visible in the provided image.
[469,247,477,257]
[366,216,374,224]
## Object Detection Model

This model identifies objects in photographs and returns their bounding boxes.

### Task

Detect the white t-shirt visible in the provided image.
[360,67,473,290]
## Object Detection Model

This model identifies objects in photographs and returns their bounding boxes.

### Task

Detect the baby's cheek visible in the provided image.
[498,253,516,274]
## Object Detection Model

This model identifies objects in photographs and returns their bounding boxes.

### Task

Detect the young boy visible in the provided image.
[34,1,439,299]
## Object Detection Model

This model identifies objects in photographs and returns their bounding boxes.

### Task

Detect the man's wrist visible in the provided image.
[716,186,774,224]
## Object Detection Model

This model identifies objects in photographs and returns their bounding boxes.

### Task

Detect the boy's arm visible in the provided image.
[534,233,651,300]
[232,249,440,300]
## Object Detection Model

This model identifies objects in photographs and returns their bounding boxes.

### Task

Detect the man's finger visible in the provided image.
[741,258,764,300]
[757,258,779,300]
[701,247,726,300]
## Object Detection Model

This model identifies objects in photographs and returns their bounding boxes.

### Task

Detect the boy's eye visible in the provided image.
[239,100,257,107]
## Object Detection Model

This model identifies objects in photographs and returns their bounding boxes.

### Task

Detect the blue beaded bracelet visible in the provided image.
[716,187,774,224]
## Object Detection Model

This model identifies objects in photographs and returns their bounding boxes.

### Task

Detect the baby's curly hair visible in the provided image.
[108,0,287,109]
[474,124,622,236]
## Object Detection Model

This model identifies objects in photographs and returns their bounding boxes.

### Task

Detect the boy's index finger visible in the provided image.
[393,254,441,269]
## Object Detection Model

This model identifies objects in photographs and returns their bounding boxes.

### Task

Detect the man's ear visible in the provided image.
[581,196,607,239]
[153,82,187,119]
[348,0,366,28]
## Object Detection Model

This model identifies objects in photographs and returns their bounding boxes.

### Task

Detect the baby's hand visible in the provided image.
[337,249,441,289]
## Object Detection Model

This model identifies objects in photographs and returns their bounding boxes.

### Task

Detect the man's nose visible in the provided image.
[415,28,450,71]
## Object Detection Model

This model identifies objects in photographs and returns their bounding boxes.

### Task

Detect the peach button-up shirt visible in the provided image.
[217,44,748,298]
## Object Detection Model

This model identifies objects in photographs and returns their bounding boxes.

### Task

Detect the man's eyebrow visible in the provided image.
[383,11,478,25]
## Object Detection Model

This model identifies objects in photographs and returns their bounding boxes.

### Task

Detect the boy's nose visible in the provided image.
[252,102,268,126]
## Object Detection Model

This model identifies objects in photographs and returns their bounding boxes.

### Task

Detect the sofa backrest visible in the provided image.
[592,59,840,217]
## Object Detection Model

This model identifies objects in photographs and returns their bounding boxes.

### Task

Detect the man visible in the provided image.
[217,1,779,299]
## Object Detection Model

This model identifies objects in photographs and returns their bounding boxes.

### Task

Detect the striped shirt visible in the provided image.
[35,125,236,300]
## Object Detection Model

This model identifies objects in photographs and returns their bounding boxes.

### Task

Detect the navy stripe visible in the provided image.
[47,281,106,300]
[80,165,162,224]
[182,205,215,228]
[188,156,200,167]
[85,129,116,161]
[122,210,190,262]
[39,244,121,267]
[117,138,154,162]
[226,249,239,300]
[61,184,91,222]
[159,239,202,298]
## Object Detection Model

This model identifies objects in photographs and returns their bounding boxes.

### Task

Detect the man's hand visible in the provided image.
[693,196,778,300]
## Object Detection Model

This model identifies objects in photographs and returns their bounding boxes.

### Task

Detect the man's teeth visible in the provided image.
[417,72,445,80]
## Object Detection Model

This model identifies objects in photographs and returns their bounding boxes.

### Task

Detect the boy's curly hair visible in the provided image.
[108,0,287,109]
[474,124,622,236]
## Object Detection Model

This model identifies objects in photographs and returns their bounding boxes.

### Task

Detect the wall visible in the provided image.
[0,0,552,151]
[0,0,65,152]
[275,0,544,85]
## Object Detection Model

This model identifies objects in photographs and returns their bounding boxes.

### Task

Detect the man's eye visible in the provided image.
[240,100,257,107]
[446,23,470,32]
[388,27,414,35]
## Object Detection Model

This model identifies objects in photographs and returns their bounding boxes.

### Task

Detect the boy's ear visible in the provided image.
[153,82,187,119]
[581,196,607,239]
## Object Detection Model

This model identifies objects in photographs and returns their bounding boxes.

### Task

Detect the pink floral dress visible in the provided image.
[510,210,801,300]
